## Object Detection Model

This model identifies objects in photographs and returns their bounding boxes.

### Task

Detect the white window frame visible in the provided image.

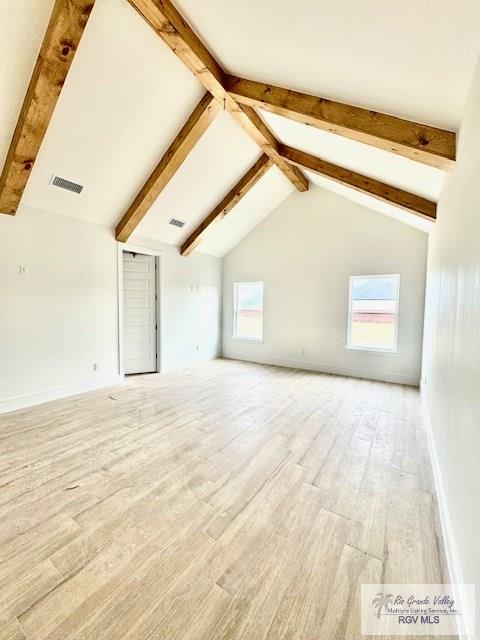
[346,274,400,354]
[233,281,264,342]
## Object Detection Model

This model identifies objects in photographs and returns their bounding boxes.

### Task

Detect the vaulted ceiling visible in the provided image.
[2,0,480,256]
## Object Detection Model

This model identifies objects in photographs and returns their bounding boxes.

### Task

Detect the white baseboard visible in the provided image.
[421,391,475,639]
[0,375,124,415]
[223,353,419,386]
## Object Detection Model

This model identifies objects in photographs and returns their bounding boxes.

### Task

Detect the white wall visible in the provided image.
[0,207,222,412]
[223,186,428,385]
[0,205,119,410]
[422,54,480,632]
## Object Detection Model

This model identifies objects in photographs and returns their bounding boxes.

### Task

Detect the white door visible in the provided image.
[123,252,157,374]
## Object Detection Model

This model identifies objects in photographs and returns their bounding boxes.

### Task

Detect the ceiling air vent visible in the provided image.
[51,175,84,194]
[169,218,186,228]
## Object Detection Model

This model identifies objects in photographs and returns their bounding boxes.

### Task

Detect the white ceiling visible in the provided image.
[304,171,434,234]
[259,110,444,232]
[261,111,445,202]
[199,166,295,257]
[21,0,205,227]
[2,0,480,255]
[176,0,480,130]
[135,111,262,247]
[0,0,55,170]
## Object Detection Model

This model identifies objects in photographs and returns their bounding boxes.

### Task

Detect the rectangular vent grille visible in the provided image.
[52,175,84,194]
[169,218,186,228]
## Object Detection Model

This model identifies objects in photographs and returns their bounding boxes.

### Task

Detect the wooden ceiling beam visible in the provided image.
[227,103,308,192]
[127,0,225,100]
[116,92,220,242]
[0,0,96,215]
[280,145,436,220]
[181,154,273,256]
[126,0,308,192]
[226,75,456,170]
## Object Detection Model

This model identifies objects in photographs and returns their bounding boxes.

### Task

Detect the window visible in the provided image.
[234,282,264,341]
[347,275,400,352]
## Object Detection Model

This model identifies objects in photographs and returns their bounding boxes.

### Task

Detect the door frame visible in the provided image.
[117,242,162,377]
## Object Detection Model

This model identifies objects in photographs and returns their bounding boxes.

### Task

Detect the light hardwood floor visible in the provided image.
[0,360,449,639]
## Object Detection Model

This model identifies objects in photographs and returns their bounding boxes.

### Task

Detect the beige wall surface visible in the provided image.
[223,186,428,385]
[0,207,222,410]
[422,54,480,628]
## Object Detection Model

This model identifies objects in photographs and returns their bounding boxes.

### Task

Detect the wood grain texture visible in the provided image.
[181,154,273,256]
[127,0,225,100]
[227,103,308,192]
[126,0,308,191]
[280,144,437,220]
[226,75,457,169]
[115,92,220,242]
[0,360,449,639]
[0,0,95,215]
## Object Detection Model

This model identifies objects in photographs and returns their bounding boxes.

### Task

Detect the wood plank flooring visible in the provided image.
[0,360,450,639]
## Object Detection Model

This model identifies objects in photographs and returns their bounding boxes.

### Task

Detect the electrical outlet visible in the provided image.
[93,362,99,371]
[19,265,27,276]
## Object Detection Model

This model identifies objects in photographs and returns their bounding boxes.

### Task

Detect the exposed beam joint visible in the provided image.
[127,0,308,191]
[280,144,436,220]
[181,154,273,256]
[226,75,456,170]
[227,104,308,192]
[116,92,220,242]
[0,0,96,215]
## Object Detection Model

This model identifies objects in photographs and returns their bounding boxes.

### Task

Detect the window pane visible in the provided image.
[235,282,263,340]
[349,276,398,350]
[237,284,263,310]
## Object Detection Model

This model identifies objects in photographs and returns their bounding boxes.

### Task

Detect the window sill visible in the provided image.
[233,337,265,344]
[345,345,398,357]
